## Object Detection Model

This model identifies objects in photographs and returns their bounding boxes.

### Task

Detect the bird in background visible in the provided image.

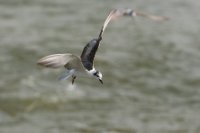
[37,8,168,84]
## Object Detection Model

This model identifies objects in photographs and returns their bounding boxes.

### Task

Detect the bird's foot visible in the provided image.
[72,76,76,85]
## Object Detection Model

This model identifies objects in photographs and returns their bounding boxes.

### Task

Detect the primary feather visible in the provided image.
[37,53,78,68]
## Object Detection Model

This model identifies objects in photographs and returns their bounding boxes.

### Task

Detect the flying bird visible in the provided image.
[37,8,168,84]
[104,8,169,22]
[37,10,118,84]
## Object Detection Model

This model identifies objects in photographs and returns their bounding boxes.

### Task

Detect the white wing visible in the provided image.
[134,11,169,22]
[104,8,169,22]
[37,53,80,69]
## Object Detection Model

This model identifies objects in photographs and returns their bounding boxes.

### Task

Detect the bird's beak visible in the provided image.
[99,79,103,84]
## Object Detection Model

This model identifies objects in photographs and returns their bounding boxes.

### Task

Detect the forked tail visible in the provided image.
[58,69,75,80]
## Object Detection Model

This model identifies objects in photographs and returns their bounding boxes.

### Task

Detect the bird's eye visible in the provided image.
[93,71,99,77]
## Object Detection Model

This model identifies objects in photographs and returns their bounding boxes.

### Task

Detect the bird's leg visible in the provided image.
[72,76,76,85]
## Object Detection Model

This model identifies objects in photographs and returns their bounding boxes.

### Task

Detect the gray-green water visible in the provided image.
[1,0,200,133]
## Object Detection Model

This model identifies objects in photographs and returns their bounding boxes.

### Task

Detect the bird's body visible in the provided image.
[37,37,104,84]
[37,51,102,84]
[37,9,115,84]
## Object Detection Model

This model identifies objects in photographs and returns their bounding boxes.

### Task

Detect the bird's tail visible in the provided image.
[58,69,75,80]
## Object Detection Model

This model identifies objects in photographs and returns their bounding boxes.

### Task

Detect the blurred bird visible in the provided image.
[105,8,169,22]
[37,8,168,84]
[37,10,117,84]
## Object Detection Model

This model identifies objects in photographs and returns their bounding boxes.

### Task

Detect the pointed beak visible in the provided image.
[99,79,103,84]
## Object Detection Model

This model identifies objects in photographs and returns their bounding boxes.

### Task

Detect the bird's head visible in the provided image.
[123,9,136,17]
[93,70,103,84]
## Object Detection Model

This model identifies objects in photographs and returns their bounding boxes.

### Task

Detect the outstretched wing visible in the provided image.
[134,11,169,21]
[37,53,82,69]
[80,39,100,70]
[113,8,169,22]
[80,9,118,70]
[80,8,168,70]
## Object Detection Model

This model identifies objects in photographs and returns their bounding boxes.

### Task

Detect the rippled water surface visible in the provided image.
[1,0,200,133]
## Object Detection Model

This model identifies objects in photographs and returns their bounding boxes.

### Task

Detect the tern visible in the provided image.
[37,8,168,84]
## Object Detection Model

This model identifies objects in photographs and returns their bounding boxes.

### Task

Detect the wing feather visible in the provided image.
[37,53,79,69]
[80,9,119,70]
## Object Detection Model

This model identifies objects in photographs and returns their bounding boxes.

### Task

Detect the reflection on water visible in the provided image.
[1,0,200,133]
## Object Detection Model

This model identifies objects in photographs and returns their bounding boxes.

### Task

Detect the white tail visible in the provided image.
[58,69,75,80]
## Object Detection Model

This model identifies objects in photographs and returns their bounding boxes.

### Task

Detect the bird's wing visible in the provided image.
[134,11,169,22]
[98,9,120,38]
[96,8,169,22]
[80,39,99,70]
[80,9,118,70]
[120,8,169,22]
[37,53,83,69]
[80,8,168,70]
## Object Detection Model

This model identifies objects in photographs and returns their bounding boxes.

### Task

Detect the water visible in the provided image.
[0,0,200,133]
